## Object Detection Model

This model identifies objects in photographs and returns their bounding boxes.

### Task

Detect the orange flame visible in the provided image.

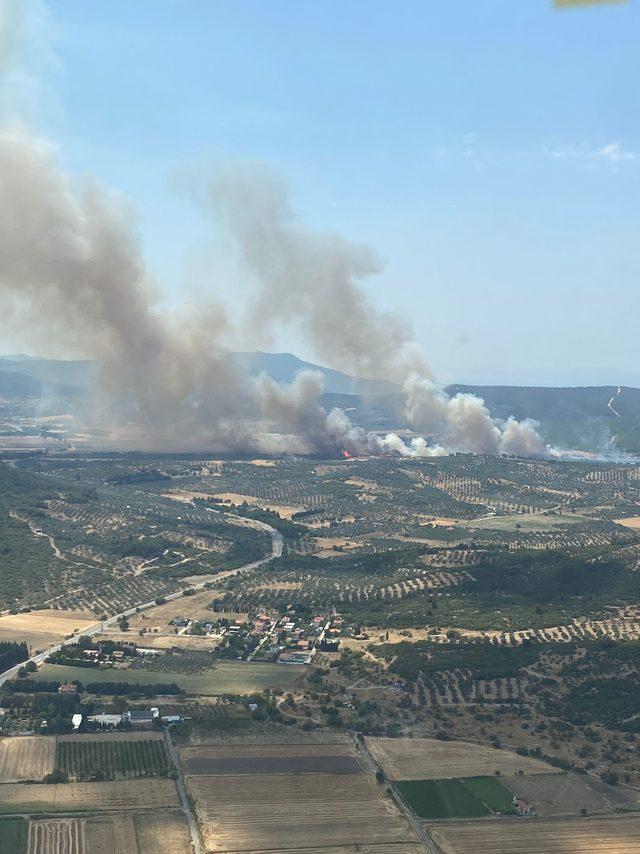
[340,449,352,459]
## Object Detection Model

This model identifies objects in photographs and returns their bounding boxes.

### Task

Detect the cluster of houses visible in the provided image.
[254,610,344,665]
[164,608,344,665]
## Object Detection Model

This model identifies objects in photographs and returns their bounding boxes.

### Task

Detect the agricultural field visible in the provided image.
[0,610,95,654]
[180,742,363,775]
[427,815,640,853]
[56,734,169,780]
[502,771,640,816]
[397,778,491,819]
[0,818,28,854]
[27,819,85,854]
[37,659,304,695]
[0,779,180,814]
[0,736,56,782]
[187,772,419,852]
[366,737,557,781]
[182,740,420,852]
[84,812,191,854]
[395,776,515,819]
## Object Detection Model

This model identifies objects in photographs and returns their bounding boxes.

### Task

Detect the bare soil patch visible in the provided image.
[181,742,362,776]
[366,737,559,781]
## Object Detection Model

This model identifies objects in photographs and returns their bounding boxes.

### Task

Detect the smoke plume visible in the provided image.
[208,168,551,458]
[0,2,553,459]
[0,123,250,448]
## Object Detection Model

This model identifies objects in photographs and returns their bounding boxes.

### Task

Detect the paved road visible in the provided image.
[164,726,201,854]
[0,513,282,688]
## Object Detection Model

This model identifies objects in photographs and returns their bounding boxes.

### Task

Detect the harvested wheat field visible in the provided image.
[0,736,56,782]
[84,815,136,854]
[428,815,640,853]
[187,772,419,852]
[366,737,557,781]
[27,818,86,854]
[134,811,192,854]
[84,811,191,854]
[0,779,179,814]
[0,610,95,652]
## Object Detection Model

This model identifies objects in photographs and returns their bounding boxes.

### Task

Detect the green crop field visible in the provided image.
[0,818,27,854]
[57,738,169,780]
[396,779,491,819]
[464,776,515,814]
[37,660,304,695]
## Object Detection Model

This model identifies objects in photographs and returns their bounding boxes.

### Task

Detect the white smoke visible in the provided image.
[209,168,554,458]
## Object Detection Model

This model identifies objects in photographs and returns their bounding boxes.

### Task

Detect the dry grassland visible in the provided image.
[0,610,95,651]
[366,737,558,781]
[0,779,179,814]
[134,811,192,854]
[28,818,86,854]
[428,815,640,853]
[615,516,640,529]
[84,815,136,854]
[212,492,303,518]
[187,772,419,852]
[503,772,640,816]
[313,536,363,557]
[0,736,56,782]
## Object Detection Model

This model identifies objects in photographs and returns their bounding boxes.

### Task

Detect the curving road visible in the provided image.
[0,513,282,689]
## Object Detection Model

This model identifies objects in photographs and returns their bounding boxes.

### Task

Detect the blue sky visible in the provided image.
[7,0,640,384]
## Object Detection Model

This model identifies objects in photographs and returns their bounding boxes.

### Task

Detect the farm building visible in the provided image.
[124,708,160,728]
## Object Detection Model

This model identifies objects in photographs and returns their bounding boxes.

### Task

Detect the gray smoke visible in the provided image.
[253,370,374,456]
[207,168,551,458]
[0,123,251,449]
[207,165,424,385]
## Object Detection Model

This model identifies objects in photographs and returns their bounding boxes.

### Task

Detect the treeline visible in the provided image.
[380,639,565,684]
[0,641,29,673]
[85,681,184,696]
[469,549,631,605]
[5,678,184,696]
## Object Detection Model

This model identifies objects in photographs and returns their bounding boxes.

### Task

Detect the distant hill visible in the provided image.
[447,385,640,422]
[0,356,96,391]
[235,351,395,396]
[2,352,639,452]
